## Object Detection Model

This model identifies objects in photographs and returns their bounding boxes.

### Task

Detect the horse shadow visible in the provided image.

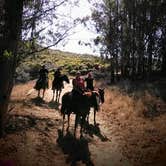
[30,97,60,110]
[83,122,109,142]
[48,100,60,110]
[30,96,46,106]
[57,129,94,166]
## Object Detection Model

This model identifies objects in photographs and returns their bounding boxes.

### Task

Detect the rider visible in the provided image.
[39,65,49,81]
[72,71,85,94]
[85,72,94,91]
[34,65,49,97]
[53,67,61,80]
[52,67,63,89]
[72,71,85,106]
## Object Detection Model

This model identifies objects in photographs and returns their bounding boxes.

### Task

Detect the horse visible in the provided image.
[60,88,105,137]
[86,88,105,125]
[34,76,48,98]
[52,75,69,102]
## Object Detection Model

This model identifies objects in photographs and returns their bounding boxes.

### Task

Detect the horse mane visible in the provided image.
[61,74,69,83]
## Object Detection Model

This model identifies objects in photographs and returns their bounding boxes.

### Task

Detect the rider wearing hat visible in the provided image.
[85,72,94,91]
[39,65,48,81]
[52,67,63,90]
[72,71,85,93]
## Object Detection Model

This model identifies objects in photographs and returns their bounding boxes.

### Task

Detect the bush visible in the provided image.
[80,68,88,75]
[69,69,77,75]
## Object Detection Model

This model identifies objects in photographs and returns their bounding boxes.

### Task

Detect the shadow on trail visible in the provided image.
[57,129,94,166]
[48,100,60,110]
[84,122,109,142]
[30,97,60,110]
[30,97,46,106]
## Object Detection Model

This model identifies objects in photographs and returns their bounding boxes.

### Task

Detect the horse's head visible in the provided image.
[62,75,70,83]
[98,88,105,103]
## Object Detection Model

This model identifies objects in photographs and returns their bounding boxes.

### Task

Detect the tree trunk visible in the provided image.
[110,56,115,83]
[161,53,166,74]
[0,0,23,137]
[147,33,153,79]
[161,31,166,74]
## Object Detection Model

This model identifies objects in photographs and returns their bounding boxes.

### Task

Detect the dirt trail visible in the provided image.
[0,80,130,166]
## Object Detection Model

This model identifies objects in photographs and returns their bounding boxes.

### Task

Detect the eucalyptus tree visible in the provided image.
[91,0,122,82]
[91,0,166,81]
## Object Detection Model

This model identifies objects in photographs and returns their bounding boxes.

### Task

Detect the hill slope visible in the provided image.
[16,49,108,82]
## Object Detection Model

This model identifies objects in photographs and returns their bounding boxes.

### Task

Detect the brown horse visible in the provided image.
[60,88,105,137]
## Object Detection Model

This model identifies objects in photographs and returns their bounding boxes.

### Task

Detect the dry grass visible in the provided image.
[101,84,166,166]
[2,79,166,166]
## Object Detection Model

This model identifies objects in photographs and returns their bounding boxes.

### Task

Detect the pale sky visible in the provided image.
[54,0,101,56]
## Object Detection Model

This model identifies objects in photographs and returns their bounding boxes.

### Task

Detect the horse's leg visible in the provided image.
[52,90,55,101]
[42,89,45,98]
[67,114,70,131]
[74,114,79,137]
[57,90,59,102]
[94,109,96,125]
[55,90,58,102]
[80,115,86,137]
[80,116,83,137]
[38,90,40,97]
[58,90,61,103]
[62,114,65,134]
[86,111,90,124]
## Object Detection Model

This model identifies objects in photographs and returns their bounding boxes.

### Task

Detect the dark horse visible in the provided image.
[52,75,69,102]
[86,88,105,125]
[34,76,48,98]
[60,88,105,137]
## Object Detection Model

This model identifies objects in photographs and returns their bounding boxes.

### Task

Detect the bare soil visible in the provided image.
[0,79,166,166]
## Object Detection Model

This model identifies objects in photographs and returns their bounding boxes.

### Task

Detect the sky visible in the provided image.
[54,0,101,56]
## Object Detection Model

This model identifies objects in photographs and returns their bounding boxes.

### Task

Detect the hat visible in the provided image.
[88,72,92,77]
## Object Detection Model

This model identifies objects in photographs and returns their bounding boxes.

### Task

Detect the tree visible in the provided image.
[21,0,79,57]
[0,0,24,137]
[0,0,79,137]
[91,0,166,81]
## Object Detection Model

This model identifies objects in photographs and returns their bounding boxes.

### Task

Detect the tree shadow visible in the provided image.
[57,129,94,166]
[5,114,60,136]
[83,122,109,142]
[5,115,36,134]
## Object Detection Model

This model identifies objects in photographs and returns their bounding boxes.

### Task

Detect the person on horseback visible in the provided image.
[72,71,85,94]
[52,67,66,101]
[71,71,86,106]
[85,72,94,91]
[52,67,63,90]
[39,65,49,81]
[34,65,49,98]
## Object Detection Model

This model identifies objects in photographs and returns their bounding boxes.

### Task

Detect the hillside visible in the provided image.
[16,49,109,83]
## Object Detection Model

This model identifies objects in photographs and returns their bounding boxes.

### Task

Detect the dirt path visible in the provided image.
[0,80,130,166]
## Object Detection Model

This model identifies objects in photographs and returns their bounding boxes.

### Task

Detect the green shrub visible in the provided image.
[69,69,77,75]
